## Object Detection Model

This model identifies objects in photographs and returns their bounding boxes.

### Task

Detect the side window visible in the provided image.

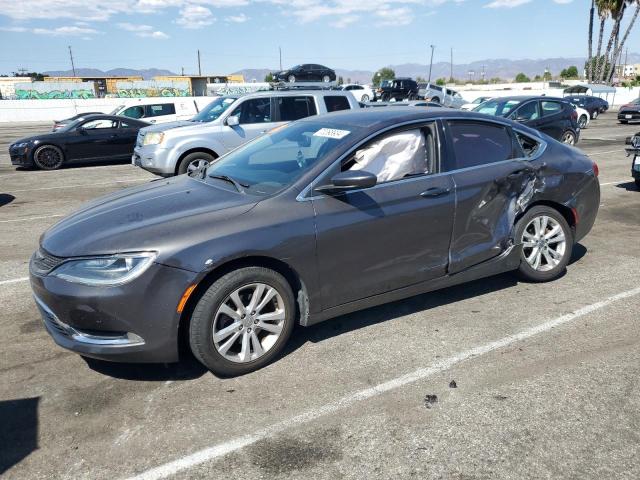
[513,101,540,121]
[147,104,176,117]
[324,96,350,112]
[342,125,437,183]
[515,131,542,158]
[277,96,317,121]
[541,101,563,116]
[119,120,134,128]
[230,98,272,124]
[122,106,144,119]
[448,121,515,169]
[81,119,118,130]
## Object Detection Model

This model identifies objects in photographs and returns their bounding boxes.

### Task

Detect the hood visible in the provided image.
[621,103,640,110]
[41,175,259,259]
[11,131,64,146]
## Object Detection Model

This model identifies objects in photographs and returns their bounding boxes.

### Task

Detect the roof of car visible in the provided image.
[228,89,351,99]
[489,95,571,102]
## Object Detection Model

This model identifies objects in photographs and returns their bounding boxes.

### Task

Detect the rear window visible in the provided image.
[448,121,515,169]
[324,96,351,112]
[147,104,176,117]
[277,96,317,121]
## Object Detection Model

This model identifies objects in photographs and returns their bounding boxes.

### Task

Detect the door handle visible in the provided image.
[420,187,450,198]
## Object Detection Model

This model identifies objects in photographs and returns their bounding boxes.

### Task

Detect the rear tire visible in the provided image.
[322,75,331,83]
[431,97,441,104]
[514,206,573,283]
[635,178,640,189]
[33,145,64,170]
[287,75,296,83]
[381,93,390,102]
[360,94,370,102]
[561,130,576,145]
[592,110,599,119]
[578,115,588,128]
[177,152,216,176]
[188,267,296,377]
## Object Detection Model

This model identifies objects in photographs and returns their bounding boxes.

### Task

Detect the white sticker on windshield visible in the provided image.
[313,128,350,140]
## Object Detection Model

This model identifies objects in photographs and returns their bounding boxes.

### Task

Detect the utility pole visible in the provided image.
[181,67,184,76]
[428,44,435,83]
[481,65,486,81]
[197,49,202,76]
[68,45,76,77]
[623,47,628,78]
[450,47,453,82]
[279,46,282,71]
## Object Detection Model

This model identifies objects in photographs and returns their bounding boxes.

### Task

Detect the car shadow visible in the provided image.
[0,397,39,474]
[82,354,207,382]
[614,181,639,192]
[0,194,15,207]
[12,158,132,172]
[569,242,587,265]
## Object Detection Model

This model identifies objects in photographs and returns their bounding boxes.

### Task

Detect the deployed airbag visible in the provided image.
[351,129,427,182]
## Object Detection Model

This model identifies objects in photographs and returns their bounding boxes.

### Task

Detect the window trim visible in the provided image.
[274,95,318,122]
[228,96,275,125]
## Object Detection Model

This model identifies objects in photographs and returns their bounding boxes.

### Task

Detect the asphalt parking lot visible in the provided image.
[1,114,639,479]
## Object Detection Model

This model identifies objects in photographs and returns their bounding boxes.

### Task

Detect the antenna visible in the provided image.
[68,46,76,77]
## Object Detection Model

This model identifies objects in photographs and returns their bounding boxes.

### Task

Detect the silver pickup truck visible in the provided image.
[132,90,360,176]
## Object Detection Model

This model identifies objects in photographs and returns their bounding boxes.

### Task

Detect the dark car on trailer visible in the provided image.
[474,96,581,145]
[9,114,149,170]
[273,64,336,83]
[31,108,600,377]
[564,95,609,119]
[618,98,640,124]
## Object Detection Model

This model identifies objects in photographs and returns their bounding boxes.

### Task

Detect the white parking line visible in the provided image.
[0,214,64,224]
[0,277,29,286]
[588,149,623,156]
[9,179,148,193]
[600,180,629,186]
[125,285,640,480]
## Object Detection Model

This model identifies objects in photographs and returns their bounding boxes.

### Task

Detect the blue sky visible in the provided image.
[0,0,637,75]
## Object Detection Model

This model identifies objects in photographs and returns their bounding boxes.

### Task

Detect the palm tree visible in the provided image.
[592,0,612,82]
[607,0,640,82]
[598,0,626,82]
[587,0,595,79]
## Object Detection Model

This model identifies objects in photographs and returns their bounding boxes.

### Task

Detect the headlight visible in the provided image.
[13,142,29,149]
[50,252,156,286]
[143,132,164,146]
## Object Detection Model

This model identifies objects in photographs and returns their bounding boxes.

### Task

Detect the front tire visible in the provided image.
[360,94,370,102]
[189,267,296,376]
[33,144,64,170]
[431,96,441,104]
[381,93,390,102]
[322,75,331,83]
[515,206,573,282]
[578,115,588,128]
[287,75,296,83]
[620,120,628,124]
[177,152,215,176]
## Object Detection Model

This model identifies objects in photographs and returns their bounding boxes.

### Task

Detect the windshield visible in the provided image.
[205,121,363,196]
[474,99,521,117]
[191,97,238,123]
[110,105,125,115]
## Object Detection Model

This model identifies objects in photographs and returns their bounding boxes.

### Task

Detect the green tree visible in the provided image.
[566,66,579,78]
[543,71,552,81]
[534,74,542,81]
[515,73,531,82]
[435,77,446,86]
[372,67,395,87]
[13,71,47,81]
[338,76,344,85]
[264,72,274,82]
[585,56,611,79]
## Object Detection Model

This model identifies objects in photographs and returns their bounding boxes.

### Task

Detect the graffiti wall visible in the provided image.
[14,82,96,100]
[207,83,270,96]
[115,81,190,98]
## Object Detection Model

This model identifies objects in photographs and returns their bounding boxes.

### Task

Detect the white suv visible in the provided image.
[132,90,360,176]
[417,83,467,108]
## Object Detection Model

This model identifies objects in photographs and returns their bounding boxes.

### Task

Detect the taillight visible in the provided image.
[592,161,599,177]
[571,110,578,121]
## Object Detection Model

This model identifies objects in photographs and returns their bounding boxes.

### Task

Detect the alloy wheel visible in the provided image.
[521,215,567,272]
[579,116,587,128]
[288,75,296,83]
[561,131,576,145]
[322,75,331,83]
[212,283,286,363]
[187,158,210,175]
[361,94,370,102]
[34,146,63,170]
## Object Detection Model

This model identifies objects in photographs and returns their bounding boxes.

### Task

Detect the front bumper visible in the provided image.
[132,145,175,177]
[618,111,640,121]
[9,145,33,167]
[30,260,197,363]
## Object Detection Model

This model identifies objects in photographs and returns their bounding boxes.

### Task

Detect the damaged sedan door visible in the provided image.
[444,119,542,274]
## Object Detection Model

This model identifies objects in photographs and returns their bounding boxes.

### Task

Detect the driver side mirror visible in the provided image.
[315,170,377,194]
[76,126,87,134]
[226,115,239,127]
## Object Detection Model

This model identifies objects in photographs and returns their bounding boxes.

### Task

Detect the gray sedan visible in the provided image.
[30,108,600,376]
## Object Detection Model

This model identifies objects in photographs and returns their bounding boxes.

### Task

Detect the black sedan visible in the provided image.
[618,98,640,123]
[624,133,640,188]
[564,95,609,119]
[274,64,336,83]
[474,96,580,145]
[30,109,600,376]
[9,115,149,170]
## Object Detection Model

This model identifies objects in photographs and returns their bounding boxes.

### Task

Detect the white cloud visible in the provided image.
[485,0,531,8]
[33,26,101,36]
[331,15,358,28]
[117,22,154,31]
[137,30,170,39]
[225,13,248,22]
[0,26,28,32]
[176,4,216,29]
[375,6,413,26]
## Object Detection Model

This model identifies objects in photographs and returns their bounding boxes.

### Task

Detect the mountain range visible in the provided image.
[43,54,640,84]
